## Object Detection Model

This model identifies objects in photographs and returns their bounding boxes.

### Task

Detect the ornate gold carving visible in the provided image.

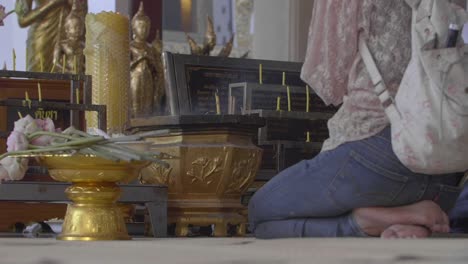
[187,157,223,185]
[226,152,259,194]
[186,16,234,57]
[143,163,173,185]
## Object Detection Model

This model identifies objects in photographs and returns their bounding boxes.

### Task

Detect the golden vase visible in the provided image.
[37,155,150,241]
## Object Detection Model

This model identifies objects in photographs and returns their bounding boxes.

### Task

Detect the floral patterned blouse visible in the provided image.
[301,0,413,151]
[302,0,466,152]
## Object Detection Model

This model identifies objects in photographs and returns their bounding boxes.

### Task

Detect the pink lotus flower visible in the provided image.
[1,115,58,182]
[6,131,28,152]
[32,118,55,146]
[0,157,28,181]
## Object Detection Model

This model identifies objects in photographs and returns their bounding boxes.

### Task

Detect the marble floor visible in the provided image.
[1,236,468,264]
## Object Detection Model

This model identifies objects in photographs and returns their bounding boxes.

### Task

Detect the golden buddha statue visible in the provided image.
[130,2,164,117]
[16,0,87,72]
[52,0,85,74]
[151,30,165,114]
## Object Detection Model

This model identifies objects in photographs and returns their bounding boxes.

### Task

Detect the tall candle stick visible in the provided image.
[12,49,16,71]
[25,91,31,108]
[86,12,130,134]
[73,55,77,74]
[50,61,56,73]
[215,92,221,115]
[282,72,286,86]
[287,86,291,111]
[25,47,28,71]
[259,64,263,84]
[62,54,66,74]
[276,96,281,111]
[76,89,80,104]
[306,85,310,112]
[306,131,311,142]
[37,83,42,102]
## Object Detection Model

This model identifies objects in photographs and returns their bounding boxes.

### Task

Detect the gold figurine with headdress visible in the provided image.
[52,0,85,74]
[130,2,165,117]
[186,16,234,57]
[16,0,87,72]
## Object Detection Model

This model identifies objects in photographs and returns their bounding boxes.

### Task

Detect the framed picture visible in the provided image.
[0,71,91,153]
[163,52,308,115]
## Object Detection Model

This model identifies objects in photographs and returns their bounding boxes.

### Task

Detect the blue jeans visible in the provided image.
[248,127,463,238]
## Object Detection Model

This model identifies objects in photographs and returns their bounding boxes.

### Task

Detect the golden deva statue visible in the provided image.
[16,0,87,72]
[186,16,234,57]
[52,0,85,74]
[130,2,165,117]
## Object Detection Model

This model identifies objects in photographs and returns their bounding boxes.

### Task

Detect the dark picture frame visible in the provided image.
[163,52,307,115]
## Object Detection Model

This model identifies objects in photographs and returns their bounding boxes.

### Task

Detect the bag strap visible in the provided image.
[358,35,393,107]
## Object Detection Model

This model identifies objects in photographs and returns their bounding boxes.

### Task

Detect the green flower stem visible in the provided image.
[0,146,81,160]
[27,131,79,141]
[79,148,120,162]
[62,127,92,138]
[91,145,141,161]
[49,137,105,148]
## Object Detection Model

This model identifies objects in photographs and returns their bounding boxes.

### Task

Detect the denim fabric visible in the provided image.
[248,126,463,238]
[450,183,468,233]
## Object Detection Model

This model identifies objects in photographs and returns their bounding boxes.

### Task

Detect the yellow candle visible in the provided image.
[306,131,311,142]
[73,55,77,74]
[50,61,56,73]
[37,83,42,102]
[259,64,263,84]
[62,54,66,74]
[85,12,130,133]
[282,72,286,86]
[25,47,28,71]
[287,86,291,111]
[276,96,281,111]
[306,85,310,112]
[12,49,16,71]
[25,91,31,108]
[76,89,80,104]
[18,112,23,119]
[215,93,221,115]
[40,55,44,72]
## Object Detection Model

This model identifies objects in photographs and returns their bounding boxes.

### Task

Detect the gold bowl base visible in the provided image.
[58,183,130,241]
[37,155,150,241]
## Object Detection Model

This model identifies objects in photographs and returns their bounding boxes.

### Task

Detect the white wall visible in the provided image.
[252,0,290,61]
[252,0,313,62]
[0,1,28,71]
[0,1,117,71]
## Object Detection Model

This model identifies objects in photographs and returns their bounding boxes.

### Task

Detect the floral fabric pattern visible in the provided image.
[301,0,412,151]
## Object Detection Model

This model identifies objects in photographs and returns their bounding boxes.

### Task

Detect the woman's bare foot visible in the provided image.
[352,200,449,237]
[381,224,430,239]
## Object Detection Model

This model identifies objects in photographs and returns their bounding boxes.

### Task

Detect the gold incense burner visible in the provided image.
[37,155,150,241]
[129,115,264,237]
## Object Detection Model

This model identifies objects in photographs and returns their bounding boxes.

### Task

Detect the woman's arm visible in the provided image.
[16,0,67,27]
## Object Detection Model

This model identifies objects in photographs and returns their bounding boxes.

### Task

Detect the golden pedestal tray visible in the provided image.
[36,155,150,241]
